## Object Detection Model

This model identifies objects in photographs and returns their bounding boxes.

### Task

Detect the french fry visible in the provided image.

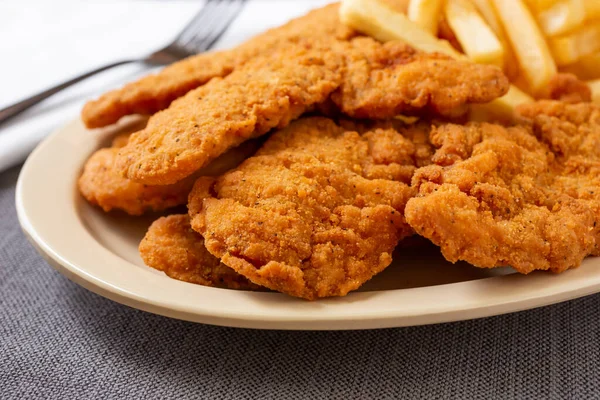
[523,0,558,12]
[394,115,420,124]
[469,0,520,80]
[584,2,600,19]
[537,1,600,37]
[437,17,465,52]
[378,0,410,14]
[589,79,600,103]
[491,0,557,94]
[340,0,462,57]
[444,0,504,67]
[538,1,584,37]
[548,23,600,66]
[470,85,534,121]
[469,0,502,34]
[560,52,600,80]
[408,0,444,35]
[340,0,533,118]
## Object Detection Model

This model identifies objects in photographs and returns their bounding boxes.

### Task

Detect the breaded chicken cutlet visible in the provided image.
[540,73,592,104]
[405,101,600,274]
[81,4,353,128]
[187,117,431,300]
[115,42,344,185]
[116,35,508,185]
[330,38,507,119]
[140,214,261,290]
[79,131,260,215]
[79,146,196,215]
[79,129,193,215]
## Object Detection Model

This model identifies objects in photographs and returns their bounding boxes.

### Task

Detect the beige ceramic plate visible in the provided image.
[16,117,600,330]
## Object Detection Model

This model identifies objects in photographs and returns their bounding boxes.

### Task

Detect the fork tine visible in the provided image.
[201,0,247,50]
[174,0,221,44]
[184,0,247,52]
[178,0,224,47]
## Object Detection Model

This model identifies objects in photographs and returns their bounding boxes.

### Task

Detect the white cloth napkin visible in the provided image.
[0,0,334,173]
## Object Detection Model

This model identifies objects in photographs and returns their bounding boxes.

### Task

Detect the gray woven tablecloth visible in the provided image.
[2,165,600,399]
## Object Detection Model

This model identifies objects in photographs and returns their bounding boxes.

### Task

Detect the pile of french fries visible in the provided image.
[340,0,600,118]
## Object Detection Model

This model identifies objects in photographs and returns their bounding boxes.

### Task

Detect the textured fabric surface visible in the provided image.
[2,165,600,399]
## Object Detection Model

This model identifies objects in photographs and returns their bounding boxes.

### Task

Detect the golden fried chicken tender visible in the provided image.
[405,101,600,274]
[79,131,259,215]
[115,43,343,185]
[116,34,507,186]
[78,147,196,215]
[188,117,421,299]
[330,38,509,119]
[81,4,352,128]
[539,73,592,104]
[110,132,133,148]
[140,214,261,290]
[338,118,435,167]
[517,100,600,158]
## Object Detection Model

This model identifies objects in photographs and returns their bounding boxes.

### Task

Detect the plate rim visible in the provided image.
[15,117,600,330]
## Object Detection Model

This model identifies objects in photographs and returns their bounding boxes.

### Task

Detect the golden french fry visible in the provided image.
[340,0,533,118]
[469,0,520,80]
[538,1,584,37]
[379,0,410,14]
[470,85,534,121]
[538,1,600,37]
[394,115,420,124]
[437,17,464,52]
[408,0,444,34]
[491,0,557,94]
[583,1,600,17]
[560,52,600,80]
[548,23,600,66]
[340,0,462,57]
[523,0,558,12]
[470,0,502,34]
[444,0,504,66]
[589,79,600,103]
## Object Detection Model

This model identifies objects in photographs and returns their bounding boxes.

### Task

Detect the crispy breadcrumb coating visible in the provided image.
[115,43,343,185]
[330,38,508,119]
[140,215,261,290]
[79,147,195,215]
[81,4,351,128]
[188,117,423,299]
[79,132,259,215]
[406,101,600,273]
[116,35,507,185]
[539,73,592,104]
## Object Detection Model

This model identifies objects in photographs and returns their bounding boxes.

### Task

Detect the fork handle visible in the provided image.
[0,59,136,125]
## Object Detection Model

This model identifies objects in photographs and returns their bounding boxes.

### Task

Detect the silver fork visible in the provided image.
[0,0,246,125]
